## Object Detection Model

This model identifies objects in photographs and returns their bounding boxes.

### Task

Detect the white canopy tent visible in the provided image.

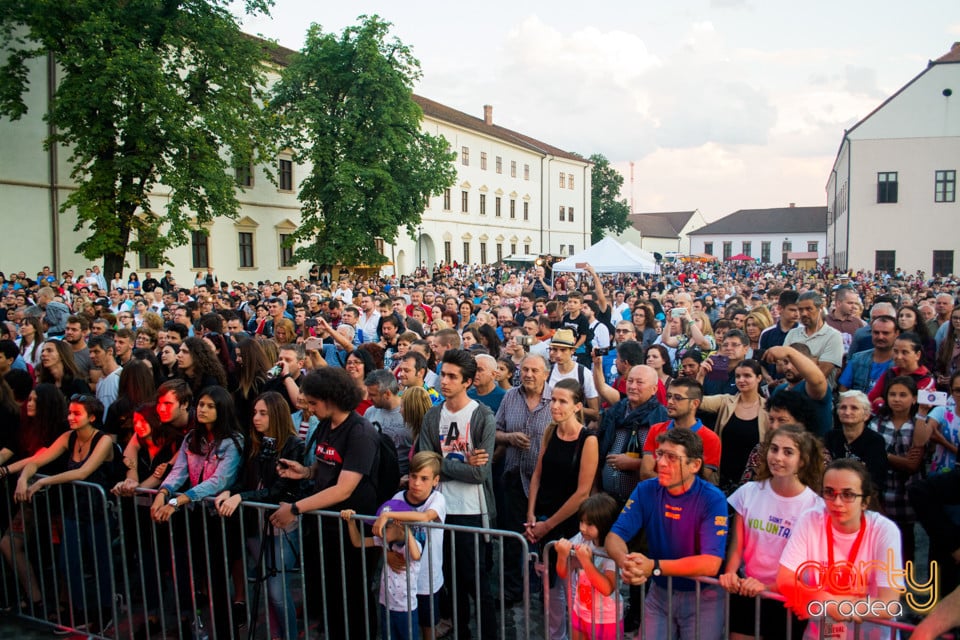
[552,237,658,274]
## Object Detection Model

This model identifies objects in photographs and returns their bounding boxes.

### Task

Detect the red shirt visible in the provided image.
[643,419,722,470]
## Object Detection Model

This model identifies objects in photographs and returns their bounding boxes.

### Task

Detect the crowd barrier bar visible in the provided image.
[0,477,536,639]
[541,540,933,640]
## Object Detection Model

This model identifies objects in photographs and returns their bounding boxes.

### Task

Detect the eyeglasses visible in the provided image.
[70,394,95,402]
[664,393,692,402]
[654,449,687,464]
[952,388,960,394]
[615,329,632,334]
[822,488,863,503]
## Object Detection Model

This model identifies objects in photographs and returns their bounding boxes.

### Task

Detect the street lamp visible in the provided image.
[417,225,422,274]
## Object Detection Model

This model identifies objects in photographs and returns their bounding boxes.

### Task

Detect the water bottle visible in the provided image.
[192,610,209,640]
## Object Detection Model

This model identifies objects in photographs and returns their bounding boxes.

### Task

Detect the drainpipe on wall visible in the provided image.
[47,52,60,273]
[845,139,852,272]
[582,164,588,249]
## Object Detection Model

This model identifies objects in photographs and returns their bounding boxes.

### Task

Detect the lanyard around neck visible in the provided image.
[825,511,867,590]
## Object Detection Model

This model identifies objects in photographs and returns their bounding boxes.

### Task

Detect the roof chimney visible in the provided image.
[789,202,796,208]
[483,104,493,126]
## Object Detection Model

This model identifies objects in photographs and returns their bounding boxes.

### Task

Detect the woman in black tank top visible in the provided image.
[525,378,599,640]
[12,394,116,633]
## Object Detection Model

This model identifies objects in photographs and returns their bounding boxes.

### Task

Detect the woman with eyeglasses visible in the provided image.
[721,424,824,640]
[777,459,902,640]
[13,394,116,633]
[344,348,376,416]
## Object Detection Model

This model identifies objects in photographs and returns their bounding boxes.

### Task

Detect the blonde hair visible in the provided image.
[402,386,432,445]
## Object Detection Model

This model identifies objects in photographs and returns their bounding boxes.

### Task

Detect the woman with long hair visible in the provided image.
[698,359,769,494]
[158,343,179,381]
[935,307,960,390]
[37,340,88,398]
[869,375,930,564]
[777,459,903,640]
[103,359,157,447]
[744,311,771,354]
[401,386,432,466]
[215,392,305,640]
[867,332,934,411]
[151,386,244,638]
[0,385,67,614]
[721,424,824,640]
[273,318,296,346]
[526,379,599,640]
[13,394,116,632]
[202,331,237,389]
[17,317,43,369]
[631,303,658,349]
[233,338,271,433]
[477,323,503,358]
[176,336,227,401]
[644,344,674,404]
[460,325,481,350]
[896,304,936,368]
[126,272,141,295]
[457,301,475,334]
[110,272,125,292]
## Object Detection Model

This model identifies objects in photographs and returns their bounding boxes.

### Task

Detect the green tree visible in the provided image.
[270,15,456,268]
[0,0,275,276]
[588,153,630,244]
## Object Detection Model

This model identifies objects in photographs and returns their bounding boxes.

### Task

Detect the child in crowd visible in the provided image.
[342,451,445,640]
[555,493,623,640]
[342,500,424,640]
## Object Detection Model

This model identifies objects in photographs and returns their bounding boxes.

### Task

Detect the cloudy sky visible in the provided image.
[236,0,959,222]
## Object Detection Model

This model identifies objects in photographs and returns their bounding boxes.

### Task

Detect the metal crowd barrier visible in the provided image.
[0,477,536,639]
[540,540,931,640]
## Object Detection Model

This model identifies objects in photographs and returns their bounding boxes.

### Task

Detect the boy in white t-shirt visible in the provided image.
[342,498,425,640]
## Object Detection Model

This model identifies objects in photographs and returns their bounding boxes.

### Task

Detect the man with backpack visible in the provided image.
[418,349,498,640]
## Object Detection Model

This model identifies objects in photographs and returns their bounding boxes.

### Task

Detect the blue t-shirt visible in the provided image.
[610,477,728,591]
[773,380,834,436]
[467,385,506,414]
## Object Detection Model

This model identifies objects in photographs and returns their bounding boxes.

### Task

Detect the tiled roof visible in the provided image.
[688,206,827,235]
[935,42,960,63]
[244,34,586,164]
[412,95,587,164]
[628,211,696,238]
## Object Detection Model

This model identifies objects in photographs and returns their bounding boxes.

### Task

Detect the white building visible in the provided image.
[616,210,708,257]
[0,42,591,282]
[826,42,960,275]
[687,205,827,264]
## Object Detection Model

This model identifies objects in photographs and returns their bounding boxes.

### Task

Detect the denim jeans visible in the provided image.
[643,581,725,640]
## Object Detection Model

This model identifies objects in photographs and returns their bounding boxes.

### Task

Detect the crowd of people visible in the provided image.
[0,258,958,639]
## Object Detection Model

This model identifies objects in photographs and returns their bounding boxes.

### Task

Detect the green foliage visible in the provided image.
[588,153,631,244]
[0,0,275,275]
[270,15,456,268]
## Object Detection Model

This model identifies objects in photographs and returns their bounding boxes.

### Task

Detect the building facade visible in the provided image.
[0,45,590,282]
[687,205,827,264]
[826,42,960,275]
[616,210,708,257]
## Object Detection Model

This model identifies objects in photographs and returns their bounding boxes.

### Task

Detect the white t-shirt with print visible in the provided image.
[438,400,485,515]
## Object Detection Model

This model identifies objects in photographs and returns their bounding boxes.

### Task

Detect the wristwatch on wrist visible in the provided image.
[290,502,301,517]
[652,558,662,577]
[168,498,180,511]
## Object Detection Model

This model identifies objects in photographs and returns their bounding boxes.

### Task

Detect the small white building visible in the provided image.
[617,210,708,257]
[687,205,827,264]
[826,42,960,275]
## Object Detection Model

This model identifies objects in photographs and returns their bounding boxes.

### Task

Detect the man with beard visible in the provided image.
[64,315,92,378]
[765,343,832,436]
